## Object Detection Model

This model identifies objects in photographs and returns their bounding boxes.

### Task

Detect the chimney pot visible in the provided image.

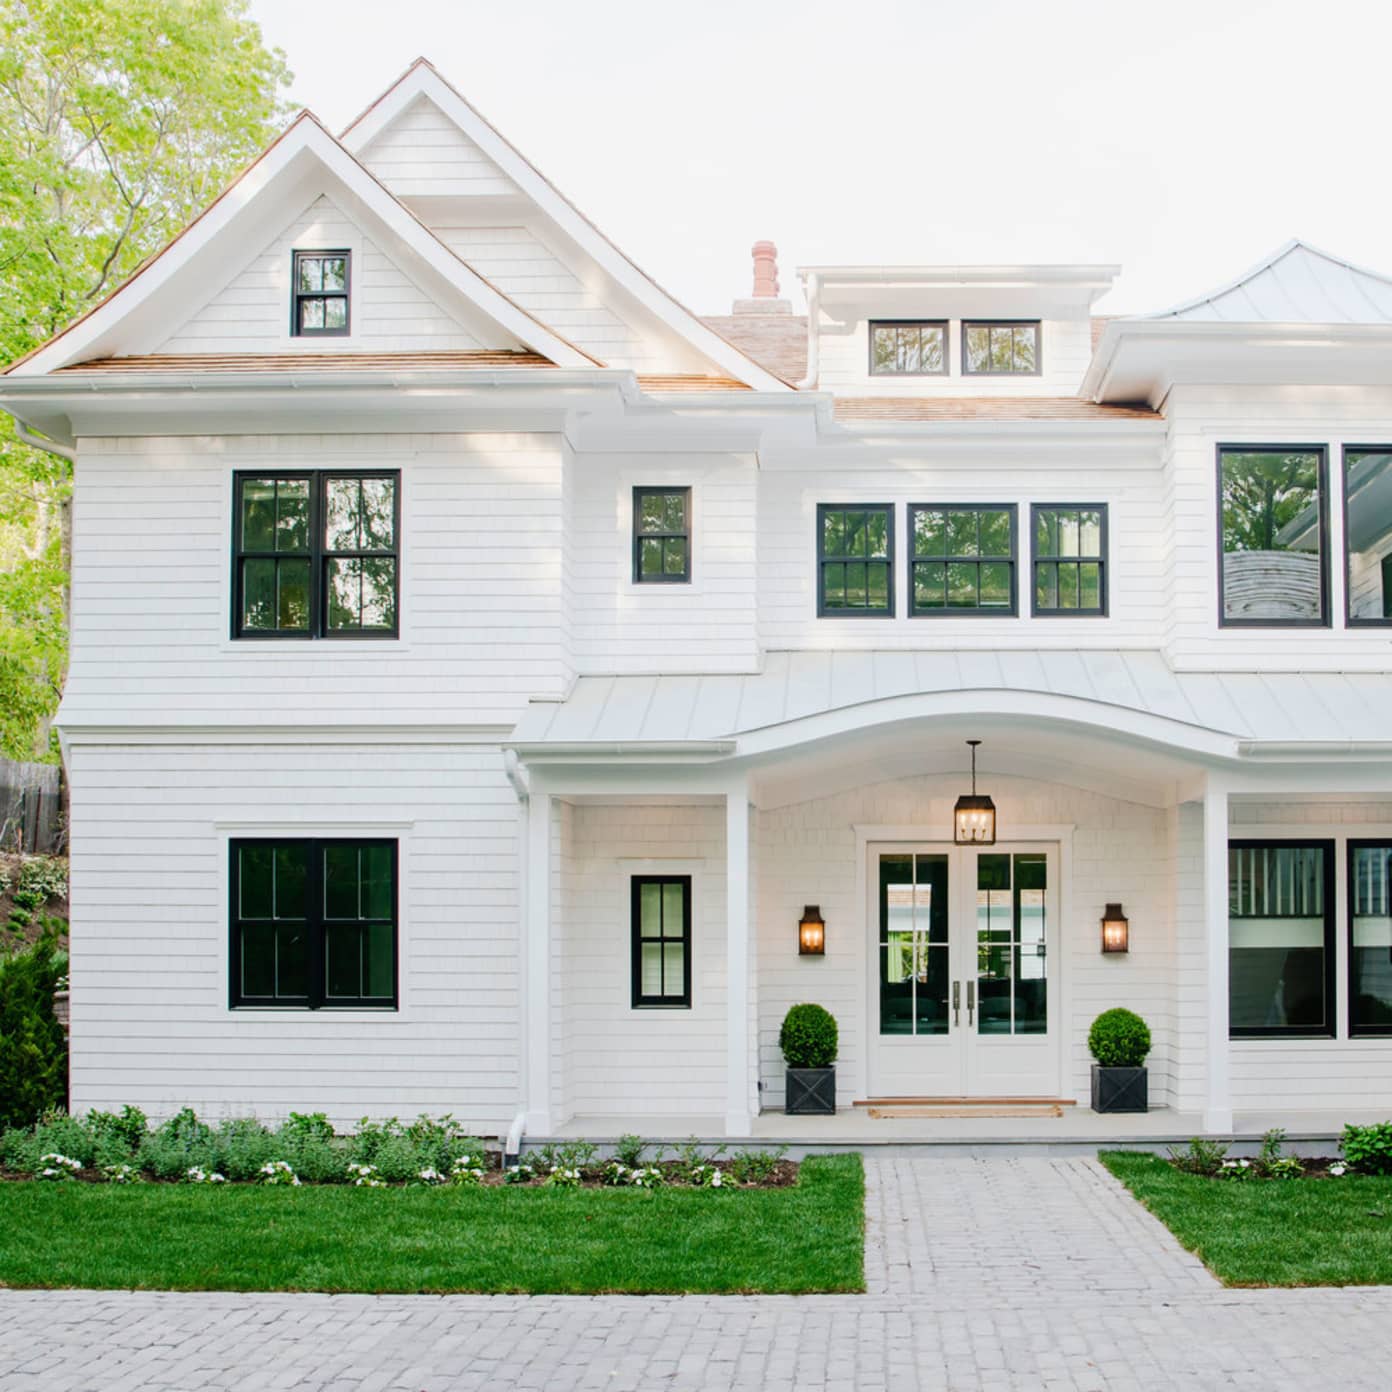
[752,240,779,298]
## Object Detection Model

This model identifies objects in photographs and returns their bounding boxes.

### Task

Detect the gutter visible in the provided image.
[13,422,75,462]
[501,739,737,762]
[1238,740,1392,759]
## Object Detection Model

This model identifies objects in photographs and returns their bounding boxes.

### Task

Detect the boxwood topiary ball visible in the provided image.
[1087,1007,1151,1068]
[779,1003,838,1069]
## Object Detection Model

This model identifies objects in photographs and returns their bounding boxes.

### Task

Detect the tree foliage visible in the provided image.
[1221,451,1320,554]
[0,0,291,759]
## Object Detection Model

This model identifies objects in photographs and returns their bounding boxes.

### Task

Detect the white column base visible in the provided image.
[1203,1106,1234,1135]
[724,1110,754,1138]
[523,1108,554,1136]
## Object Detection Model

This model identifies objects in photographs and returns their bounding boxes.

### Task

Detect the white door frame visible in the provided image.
[854,823,1075,1101]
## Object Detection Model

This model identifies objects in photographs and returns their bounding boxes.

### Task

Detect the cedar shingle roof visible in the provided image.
[636,374,751,392]
[55,350,555,373]
[833,396,1157,422]
[700,315,807,383]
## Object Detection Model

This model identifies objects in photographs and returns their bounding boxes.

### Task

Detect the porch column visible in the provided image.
[1203,779,1233,1133]
[524,789,553,1134]
[726,784,753,1137]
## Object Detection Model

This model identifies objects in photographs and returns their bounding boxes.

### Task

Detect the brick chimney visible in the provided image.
[732,239,791,315]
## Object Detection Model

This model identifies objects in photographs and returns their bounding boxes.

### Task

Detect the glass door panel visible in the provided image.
[974,851,1048,1036]
[879,852,949,1036]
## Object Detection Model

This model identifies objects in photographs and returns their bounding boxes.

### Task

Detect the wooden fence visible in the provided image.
[0,759,62,854]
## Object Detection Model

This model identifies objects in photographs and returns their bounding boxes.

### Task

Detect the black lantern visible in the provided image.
[798,905,826,955]
[1101,903,1130,954]
[953,739,996,845]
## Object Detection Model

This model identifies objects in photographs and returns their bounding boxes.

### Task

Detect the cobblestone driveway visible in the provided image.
[4,1156,1392,1391]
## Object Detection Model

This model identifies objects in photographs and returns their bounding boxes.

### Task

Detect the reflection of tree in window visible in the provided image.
[1220,450,1323,622]
[1344,451,1392,622]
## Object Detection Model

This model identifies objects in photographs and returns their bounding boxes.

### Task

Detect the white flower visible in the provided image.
[1238,1159,1251,1168]
[417,1167,446,1184]
[185,1167,227,1184]
[1330,1162,1348,1176]
[710,1170,724,1187]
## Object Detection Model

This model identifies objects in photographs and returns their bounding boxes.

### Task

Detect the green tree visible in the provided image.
[1221,451,1320,554]
[0,0,291,759]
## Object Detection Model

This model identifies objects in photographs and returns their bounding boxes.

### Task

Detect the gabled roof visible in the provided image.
[341,59,790,392]
[1146,239,1392,323]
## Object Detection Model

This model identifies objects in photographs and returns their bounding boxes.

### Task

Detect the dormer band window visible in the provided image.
[963,321,1039,375]
[292,250,350,336]
[870,321,948,376]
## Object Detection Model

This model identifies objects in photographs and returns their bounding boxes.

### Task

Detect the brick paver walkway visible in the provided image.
[3,1156,1392,1390]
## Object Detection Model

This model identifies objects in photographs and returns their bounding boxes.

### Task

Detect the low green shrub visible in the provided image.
[213,1119,277,1181]
[1087,1008,1151,1068]
[728,1145,789,1185]
[0,939,67,1128]
[1341,1121,1392,1174]
[613,1133,646,1168]
[16,857,67,904]
[138,1108,218,1180]
[779,1003,838,1069]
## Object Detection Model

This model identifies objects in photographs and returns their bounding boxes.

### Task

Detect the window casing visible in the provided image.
[1032,504,1107,615]
[817,504,894,616]
[1342,447,1392,626]
[234,470,399,639]
[869,321,948,376]
[962,321,1040,375]
[909,504,1017,616]
[1228,840,1334,1038]
[292,250,350,336]
[1217,445,1328,627]
[230,838,398,1009]
[631,875,692,1008]
[632,487,691,583]
[1349,840,1392,1036]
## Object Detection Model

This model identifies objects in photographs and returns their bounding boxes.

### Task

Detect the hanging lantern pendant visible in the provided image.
[953,739,997,845]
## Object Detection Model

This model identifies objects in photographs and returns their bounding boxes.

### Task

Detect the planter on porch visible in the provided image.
[1087,1007,1151,1115]
[785,1066,836,1116]
[780,1003,838,1117]
[1091,1064,1147,1114]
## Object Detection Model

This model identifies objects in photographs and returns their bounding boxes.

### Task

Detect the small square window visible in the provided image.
[962,322,1039,375]
[292,250,350,337]
[631,875,691,1007]
[870,321,948,376]
[633,487,691,583]
[1032,505,1108,615]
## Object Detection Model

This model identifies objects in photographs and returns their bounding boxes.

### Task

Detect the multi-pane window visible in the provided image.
[1032,505,1107,615]
[1350,841,1392,1035]
[292,250,350,336]
[1228,840,1334,1037]
[975,852,1048,1036]
[817,505,894,616]
[633,487,691,583]
[231,838,397,1009]
[1218,446,1327,626]
[234,471,399,638]
[1342,448,1392,625]
[870,321,948,376]
[631,875,692,1008]
[963,321,1039,375]
[909,505,1017,615]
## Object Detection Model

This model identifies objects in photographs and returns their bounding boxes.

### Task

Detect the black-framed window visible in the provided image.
[234,471,399,639]
[292,250,350,336]
[231,838,397,1009]
[1218,446,1328,627]
[1032,505,1107,615]
[909,504,1017,615]
[631,875,691,1008]
[1350,841,1392,1036]
[1228,839,1334,1038]
[1342,447,1392,626]
[963,321,1039,375]
[633,487,691,583]
[817,504,894,616]
[869,321,948,376]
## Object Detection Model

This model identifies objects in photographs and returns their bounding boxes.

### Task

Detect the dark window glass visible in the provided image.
[910,504,1016,615]
[1033,505,1107,615]
[963,322,1039,375]
[1343,449,1392,624]
[1228,841,1333,1037]
[231,838,397,1009]
[234,471,399,638]
[870,321,947,376]
[818,504,894,616]
[1219,447,1326,625]
[1350,842,1392,1035]
[292,251,350,337]
[878,853,949,1036]
[631,875,691,1007]
[975,852,1048,1036]
[633,487,691,583]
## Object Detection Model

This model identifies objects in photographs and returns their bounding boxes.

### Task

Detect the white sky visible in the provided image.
[249,0,1391,316]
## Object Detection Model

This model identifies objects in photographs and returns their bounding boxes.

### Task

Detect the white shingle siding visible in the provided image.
[358,95,520,199]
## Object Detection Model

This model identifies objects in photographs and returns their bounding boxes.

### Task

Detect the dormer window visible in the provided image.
[870,321,947,376]
[292,250,350,336]
[963,321,1039,375]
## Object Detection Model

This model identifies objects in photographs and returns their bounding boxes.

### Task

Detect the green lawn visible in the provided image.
[1101,1151,1392,1287]
[0,1153,863,1295]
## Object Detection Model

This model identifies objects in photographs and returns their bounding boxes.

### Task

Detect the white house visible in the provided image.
[5,58,1392,1142]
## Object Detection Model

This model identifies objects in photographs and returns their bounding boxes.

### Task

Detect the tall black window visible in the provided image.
[292,250,350,336]
[1350,841,1392,1035]
[910,504,1017,615]
[1342,448,1392,626]
[870,321,947,376]
[231,839,397,1009]
[234,471,399,638]
[633,487,691,583]
[963,321,1039,375]
[631,875,692,1008]
[1228,840,1334,1038]
[1032,505,1107,615]
[1218,446,1327,626]
[817,504,894,616]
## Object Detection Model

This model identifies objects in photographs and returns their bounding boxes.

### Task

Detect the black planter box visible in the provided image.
[786,1067,836,1116]
[1091,1064,1148,1114]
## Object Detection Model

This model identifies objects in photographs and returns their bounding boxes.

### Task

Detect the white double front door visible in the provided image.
[869,842,1061,1099]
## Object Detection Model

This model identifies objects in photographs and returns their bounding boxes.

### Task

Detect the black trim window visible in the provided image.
[1342,448,1392,626]
[235,471,399,638]
[1228,840,1334,1038]
[910,504,1017,615]
[870,321,947,376]
[1033,505,1107,615]
[231,838,397,1009]
[1218,446,1327,627]
[963,321,1039,375]
[1350,841,1392,1036]
[817,504,894,616]
[292,250,350,336]
[633,487,691,583]
[631,875,692,1008]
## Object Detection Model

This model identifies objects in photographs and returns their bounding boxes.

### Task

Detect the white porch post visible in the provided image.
[725,783,753,1137]
[524,788,553,1134]
[1203,778,1233,1134]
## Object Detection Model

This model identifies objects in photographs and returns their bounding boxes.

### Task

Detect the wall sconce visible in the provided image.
[953,739,997,845]
[1101,903,1130,954]
[798,905,826,956]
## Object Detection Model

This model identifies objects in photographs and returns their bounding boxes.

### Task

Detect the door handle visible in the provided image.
[967,980,975,1027]
[952,979,960,1027]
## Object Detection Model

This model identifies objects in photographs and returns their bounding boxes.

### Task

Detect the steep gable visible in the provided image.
[360,94,519,199]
